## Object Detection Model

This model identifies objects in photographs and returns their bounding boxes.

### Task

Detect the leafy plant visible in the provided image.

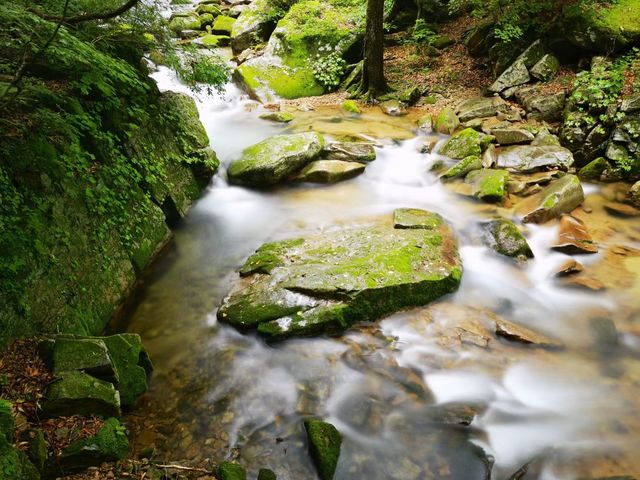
[311,48,347,89]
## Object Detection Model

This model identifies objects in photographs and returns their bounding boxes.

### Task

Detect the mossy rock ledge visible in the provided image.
[217,209,462,340]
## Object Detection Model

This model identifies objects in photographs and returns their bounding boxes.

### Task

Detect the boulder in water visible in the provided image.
[218,210,462,339]
[324,142,376,163]
[481,218,534,259]
[550,215,598,254]
[465,169,509,202]
[304,420,342,480]
[441,155,483,180]
[433,108,460,135]
[521,174,584,223]
[440,128,494,159]
[227,132,324,187]
[297,160,365,183]
[218,461,247,480]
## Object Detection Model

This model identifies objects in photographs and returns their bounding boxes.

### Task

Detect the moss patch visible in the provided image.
[304,419,342,480]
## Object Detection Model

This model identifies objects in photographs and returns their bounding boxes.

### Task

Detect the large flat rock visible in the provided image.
[218,210,462,340]
[496,145,574,172]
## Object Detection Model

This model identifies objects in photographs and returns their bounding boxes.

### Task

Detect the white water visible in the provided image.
[123,62,640,479]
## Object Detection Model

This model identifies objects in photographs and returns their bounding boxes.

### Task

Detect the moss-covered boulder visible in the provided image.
[341,100,361,114]
[169,13,202,34]
[52,338,115,380]
[495,145,574,172]
[393,209,444,229]
[440,155,483,180]
[521,175,585,223]
[218,462,247,480]
[304,420,342,480]
[234,0,361,101]
[578,157,609,181]
[297,160,365,183]
[0,400,13,443]
[218,209,462,340]
[196,34,231,48]
[0,436,40,480]
[227,132,324,186]
[433,108,460,135]
[212,15,236,35]
[25,430,47,474]
[258,469,277,480]
[465,169,509,202]
[561,0,640,52]
[492,128,534,146]
[40,371,121,418]
[55,418,128,475]
[440,128,494,159]
[101,334,152,407]
[481,218,534,259]
[530,54,560,81]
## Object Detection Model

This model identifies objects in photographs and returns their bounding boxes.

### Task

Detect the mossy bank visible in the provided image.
[0,4,218,347]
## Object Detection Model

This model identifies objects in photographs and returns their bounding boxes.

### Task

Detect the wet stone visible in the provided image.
[495,145,574,172]
[494,318,563,348]
[550,215,598,254]
[296,160,366,184]
[380,100,407,117]
[465,169,509,203]
[492,128,535,146]
[218,461,247,480]
[324,142,376,163]
[259,112,294,123]
[554,259,584,277]
[441,155,483,180]
[481,218,534,259]
[521,175,584,224]
[304,420,341,480]
[604,202,640,218]
[561,276,606,291]
[393,209,444,230]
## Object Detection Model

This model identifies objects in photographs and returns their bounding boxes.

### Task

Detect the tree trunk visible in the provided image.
[357,0,388,99]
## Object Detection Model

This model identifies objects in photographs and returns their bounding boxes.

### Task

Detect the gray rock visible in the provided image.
[530,54,560,81]
[605,142,631,163]
[492,128,535,145]
[380,100,407,116]
[531,130,561,146]
[516,39,546,68]
[228,132,324,186]
[433,108,460,134]
[489,59,530,94]
[297,160,366,184]
[629,181,640,207]
[496,145,574,172]
[521,175,585,223]
[440,155,483,180]
[525,93,566,122]
[456,97,507,122]
[621,94,640,113]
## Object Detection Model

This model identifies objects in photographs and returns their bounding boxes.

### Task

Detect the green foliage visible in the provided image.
[311,48,347,88]
[166,46,231,95]
[411,18,438,46]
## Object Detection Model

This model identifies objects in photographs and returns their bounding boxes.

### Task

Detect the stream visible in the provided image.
[119,50,640,479]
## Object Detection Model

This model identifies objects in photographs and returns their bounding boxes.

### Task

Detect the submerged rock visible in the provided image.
[495,145,574,172]
[297,160,365,183]
[494,318,562,348]
[55,418,128,475]
[604,202,640,217]
[218,210,462,339]
[259,112,294,123]
[304,420,342,480]
[550,215,598,254]
[440,128,494,159]
[465,169,509,202]
[521,175,584,223]
[481,218,534,259]
[227,132,324,186]
[554,259,584,277]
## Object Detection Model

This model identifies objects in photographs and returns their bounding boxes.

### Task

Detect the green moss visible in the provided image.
[258,469,277,480]
[433,108,459,135]
[393,209,443,230]
[304,420,342,480]
[0,400,13,443]
[57,418,128,475]
[237,61,324,100]
[213,15,236,34]
[341,100,361,114]
[0,437,40,480]
[40,371,121,418]
[240,239,305,276]
[217,461,247,480]
[52,338,113,377]
[440,155,482,180]
[26,430,47,473]
[440,128,493,160]
[465,169,509,203]
[578,157,609,181]
[259,112,295,123]
[101,334,150,408]
[482,219,534,259]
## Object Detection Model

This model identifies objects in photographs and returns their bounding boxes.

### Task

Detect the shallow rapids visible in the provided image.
[119,65,640,479]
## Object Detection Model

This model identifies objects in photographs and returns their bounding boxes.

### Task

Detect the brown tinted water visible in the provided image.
[120,68,640,479]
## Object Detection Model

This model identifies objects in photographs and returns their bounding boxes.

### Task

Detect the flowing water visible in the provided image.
[119,59,640,479]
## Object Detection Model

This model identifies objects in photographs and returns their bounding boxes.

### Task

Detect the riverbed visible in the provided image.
[119,62,640,479]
